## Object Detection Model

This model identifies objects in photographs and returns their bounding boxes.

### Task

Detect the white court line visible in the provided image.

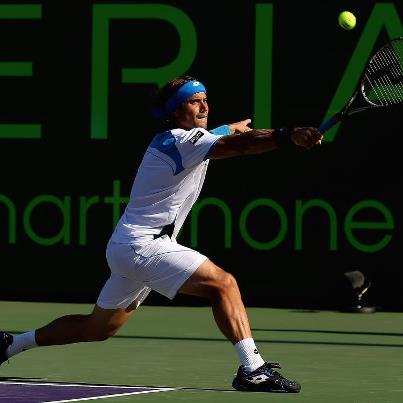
[43,388,175,403]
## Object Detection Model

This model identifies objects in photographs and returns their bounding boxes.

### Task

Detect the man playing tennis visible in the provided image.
[1,75,322,393]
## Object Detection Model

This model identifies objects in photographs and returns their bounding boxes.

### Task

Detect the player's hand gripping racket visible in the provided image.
[319,36,403,134]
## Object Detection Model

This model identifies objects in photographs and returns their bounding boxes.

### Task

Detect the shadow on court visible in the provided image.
[252,329,403,337]
[6,330,403,348]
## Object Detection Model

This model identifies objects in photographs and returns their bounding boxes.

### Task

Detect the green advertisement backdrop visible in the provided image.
[1,0,402,310]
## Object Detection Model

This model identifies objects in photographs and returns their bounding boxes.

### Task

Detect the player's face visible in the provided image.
[173,92,209,130]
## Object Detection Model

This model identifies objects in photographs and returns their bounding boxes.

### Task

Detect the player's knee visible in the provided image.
[87,325,119,341]
[209,272,238,300]
[83,315,122,341]
[221,272,238,291]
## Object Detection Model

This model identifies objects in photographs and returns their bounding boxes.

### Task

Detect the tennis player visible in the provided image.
[1,75,322,393]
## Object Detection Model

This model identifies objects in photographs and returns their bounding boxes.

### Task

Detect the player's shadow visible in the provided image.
[251,328,403,337]
[0,377,46,382]
[288,310,320,313]
[7,330,403,348]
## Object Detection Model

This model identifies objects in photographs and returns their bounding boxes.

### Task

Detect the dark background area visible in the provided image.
[1,0,402,311]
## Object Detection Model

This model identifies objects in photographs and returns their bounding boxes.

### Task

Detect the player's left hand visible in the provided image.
[228,119,252,135]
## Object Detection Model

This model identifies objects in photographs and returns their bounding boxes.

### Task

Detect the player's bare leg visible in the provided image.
[35,303,137,345]
[0,303,137,366]
[178,259,251,344]
[178,260,301,393]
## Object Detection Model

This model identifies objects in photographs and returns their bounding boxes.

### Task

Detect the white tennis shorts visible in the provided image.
[96,235,208,309]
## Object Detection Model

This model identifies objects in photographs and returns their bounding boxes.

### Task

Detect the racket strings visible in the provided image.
[363,38,403,106]
[376,49,402,104]
[364,67,391,105]
[364,60,392,105]
[366,52,399,105]
[374,41,403,103]
[380,45,403,100]
[371,42,403,103]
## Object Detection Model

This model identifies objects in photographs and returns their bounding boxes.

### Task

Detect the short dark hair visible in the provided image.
[152,75,199,129]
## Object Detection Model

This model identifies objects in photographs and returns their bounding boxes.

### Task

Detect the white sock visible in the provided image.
[234,338,265,373]
[6,331,38,358]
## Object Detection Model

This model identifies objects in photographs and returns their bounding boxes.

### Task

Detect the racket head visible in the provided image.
[360,36,403,108]
[319,37,403,133]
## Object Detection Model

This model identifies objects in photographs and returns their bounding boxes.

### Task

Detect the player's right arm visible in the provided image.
[208,127,322,160]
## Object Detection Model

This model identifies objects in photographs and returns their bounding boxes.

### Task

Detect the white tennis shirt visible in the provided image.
[111,127,229,243]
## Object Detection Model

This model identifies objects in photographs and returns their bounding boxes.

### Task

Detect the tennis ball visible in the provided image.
[338,11,356,30]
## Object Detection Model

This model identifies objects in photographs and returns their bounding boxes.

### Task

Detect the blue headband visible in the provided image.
[165,80,206,114]
[152,80,207,120]
[166,80,206,114]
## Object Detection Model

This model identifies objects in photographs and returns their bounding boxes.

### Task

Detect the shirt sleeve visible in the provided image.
[176,128,225,168]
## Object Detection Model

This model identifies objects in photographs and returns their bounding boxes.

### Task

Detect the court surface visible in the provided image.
[0,301,402,403]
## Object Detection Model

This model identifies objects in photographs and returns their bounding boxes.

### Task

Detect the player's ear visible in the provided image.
[172,106,187,123]
[170,110,179,125]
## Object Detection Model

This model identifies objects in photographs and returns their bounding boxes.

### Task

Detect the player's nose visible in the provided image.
[200,100,208,112]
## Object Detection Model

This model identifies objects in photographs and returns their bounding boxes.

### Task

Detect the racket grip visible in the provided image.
[319,115,340,134]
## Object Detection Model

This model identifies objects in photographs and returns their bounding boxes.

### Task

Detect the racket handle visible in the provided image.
[319,114,341,134]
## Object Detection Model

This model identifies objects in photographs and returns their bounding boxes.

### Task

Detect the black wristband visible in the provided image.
[271,127,297,149]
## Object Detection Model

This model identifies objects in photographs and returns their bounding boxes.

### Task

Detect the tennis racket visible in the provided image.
[319,36,403,134]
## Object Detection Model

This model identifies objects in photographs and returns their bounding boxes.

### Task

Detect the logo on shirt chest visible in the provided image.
[188,131,204,144]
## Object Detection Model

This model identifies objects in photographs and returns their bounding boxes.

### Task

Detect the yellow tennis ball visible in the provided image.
[338,11,356,30]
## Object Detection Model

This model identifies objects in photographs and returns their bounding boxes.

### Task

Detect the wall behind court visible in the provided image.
[1,0,402,310]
